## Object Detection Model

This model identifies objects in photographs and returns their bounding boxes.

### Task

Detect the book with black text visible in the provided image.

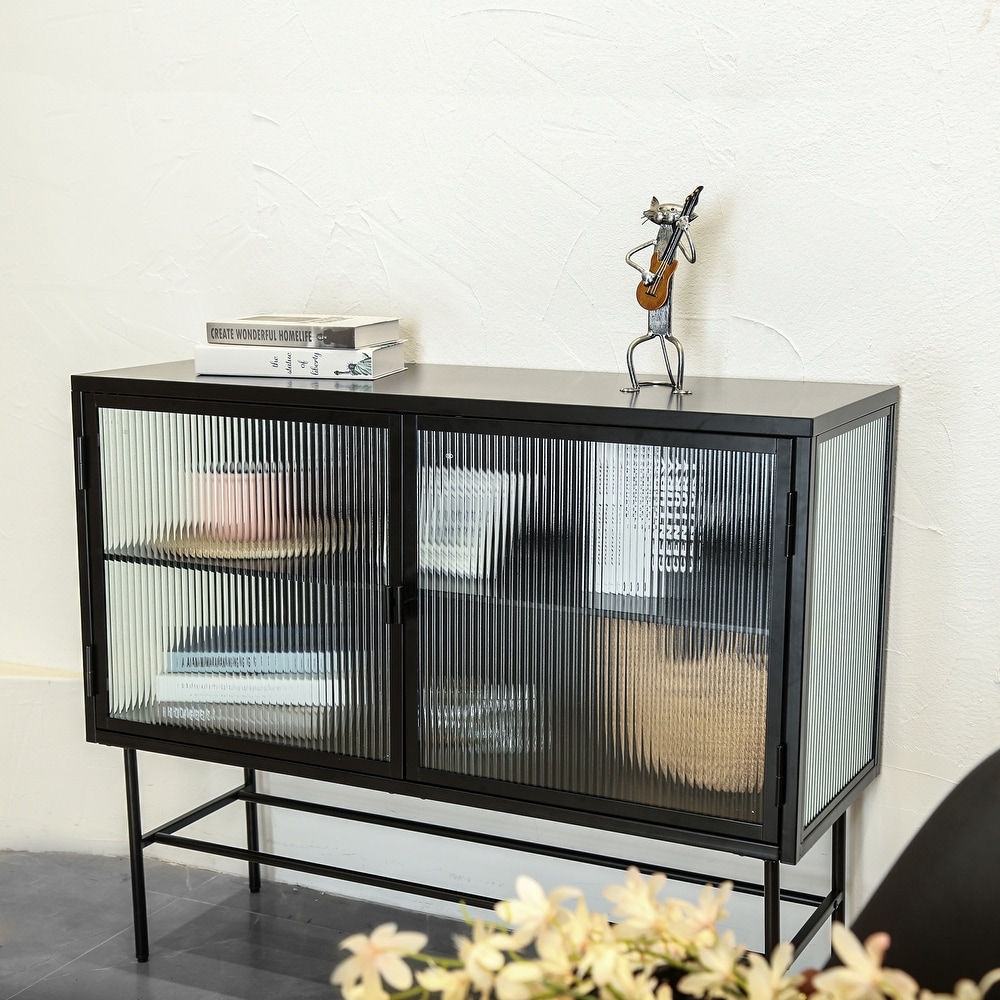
[159,626,339,706]
[155,672,332,706]
[194,341,405,380]
[165,626,334,672]
[165,647,333,674]
[206,314,400,349]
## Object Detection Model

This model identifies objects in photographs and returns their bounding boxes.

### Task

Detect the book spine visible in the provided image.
[207,323,322,347]
[155,672,333,706]
[164,650,332,674]
[156,702,322,735]
[590,449,697,598]
[205,321,399,349]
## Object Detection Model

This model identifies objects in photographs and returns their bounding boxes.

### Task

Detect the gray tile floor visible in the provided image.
[0,852,464,1000]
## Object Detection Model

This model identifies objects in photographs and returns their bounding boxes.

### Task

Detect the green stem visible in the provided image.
[406,953,464,969]
[386,988,425,1000]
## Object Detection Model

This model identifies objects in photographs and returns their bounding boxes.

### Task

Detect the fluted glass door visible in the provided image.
[417,424,779,822]
[96,404,394,762]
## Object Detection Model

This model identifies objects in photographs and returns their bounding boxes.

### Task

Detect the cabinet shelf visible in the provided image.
[102,517,377,584]
[418,582,770,639]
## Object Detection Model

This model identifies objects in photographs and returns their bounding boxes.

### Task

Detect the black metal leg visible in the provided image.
[764,859,780,955]
[244,768,261,893]
[832,813,847,926]
[124,749,149,962]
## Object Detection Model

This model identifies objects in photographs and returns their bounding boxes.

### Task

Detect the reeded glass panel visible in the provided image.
[98,407,391,759]
[418,429,775,822]
[803,414,890,826]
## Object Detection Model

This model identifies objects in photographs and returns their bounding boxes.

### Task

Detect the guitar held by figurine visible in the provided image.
[628,186,702,311]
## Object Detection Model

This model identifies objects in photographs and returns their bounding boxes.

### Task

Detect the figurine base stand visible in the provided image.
[621,293,691,395]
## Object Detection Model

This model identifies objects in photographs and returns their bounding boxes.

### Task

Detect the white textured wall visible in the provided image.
[3,0,1000,946]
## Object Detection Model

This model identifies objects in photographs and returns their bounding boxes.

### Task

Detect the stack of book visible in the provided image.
[155,627,338,710]
[194,314,406,380]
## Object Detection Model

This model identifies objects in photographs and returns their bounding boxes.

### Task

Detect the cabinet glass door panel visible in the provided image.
[97,406,392,760]
[417,427,776,822]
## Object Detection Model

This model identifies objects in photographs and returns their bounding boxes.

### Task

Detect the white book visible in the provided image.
[590,445,697,597]
[165,649,333,675]
[164,626,335,673]
[419,466,525,578]
[155,672,333,706]
[206,314,400,350]
[194,341,405,380]
[155,702,327,739]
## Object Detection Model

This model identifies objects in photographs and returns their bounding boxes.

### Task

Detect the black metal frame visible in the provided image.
[787,406,900,860]
[122,749,845,963]
[69,363,895,965]
[77,392,406,781]
[405,413,795,848]
[81,391,801,854]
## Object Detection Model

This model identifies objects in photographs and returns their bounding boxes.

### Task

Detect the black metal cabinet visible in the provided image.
[72,361,898,958]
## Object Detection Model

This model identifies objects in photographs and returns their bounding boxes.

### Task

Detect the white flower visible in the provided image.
[494,960,547,1000]
[598,964,661,1000]
[604,869,730,959]
[604,866,670,937]
[534,922,577,982]
[331,922,428,999]
[812,924,918,1000]
[331,876,1000,1000]
[919,969,1000,1000]
[495,874,580,948]
[551,895,596,957]
[674,882,733,947]
[455,921,511,993]
[417,964,473,1000]
[341,983,387,1000]
[677,930,745,999]
[581,939,629,989]
[576,908,639,991]
[742,943,801,1000]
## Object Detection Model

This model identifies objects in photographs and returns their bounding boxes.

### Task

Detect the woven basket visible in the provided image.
[601,618,767,794]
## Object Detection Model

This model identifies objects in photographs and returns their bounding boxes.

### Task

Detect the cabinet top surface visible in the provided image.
[73,360,898,436]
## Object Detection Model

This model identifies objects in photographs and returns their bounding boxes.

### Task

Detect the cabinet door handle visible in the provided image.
[784,491,798,557]
[384,586,404,626]
[75,436,88,492]
[83,645,99,697]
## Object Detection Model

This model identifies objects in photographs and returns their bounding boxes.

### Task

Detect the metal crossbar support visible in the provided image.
[121,752,844,962]
[140,783,243,846]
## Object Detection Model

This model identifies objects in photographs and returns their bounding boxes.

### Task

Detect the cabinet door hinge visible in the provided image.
[75,436,88,492]
[384,586,404,626]
[774,743,788,807]
[784,491,797,558]
[83,645,98,697]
